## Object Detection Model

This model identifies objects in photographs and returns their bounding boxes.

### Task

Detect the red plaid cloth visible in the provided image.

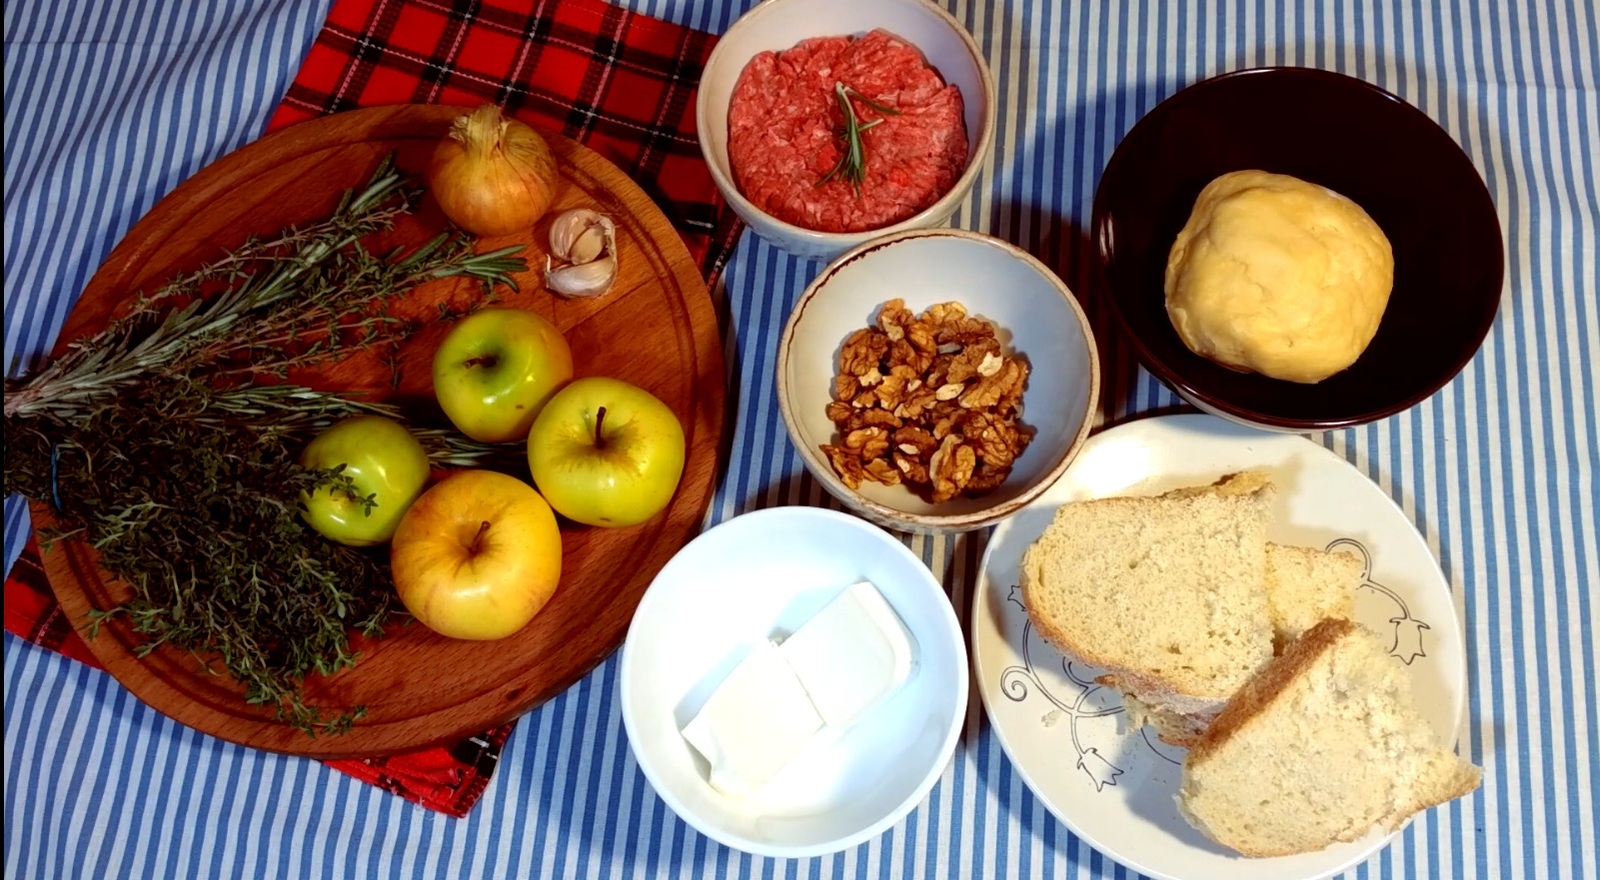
[4,0,741,818]
[270,0,743,281]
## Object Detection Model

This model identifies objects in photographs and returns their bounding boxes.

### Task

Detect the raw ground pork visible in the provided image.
[727,30,968,233]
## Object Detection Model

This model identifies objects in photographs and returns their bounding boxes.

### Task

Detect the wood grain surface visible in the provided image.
[33,105,728,758]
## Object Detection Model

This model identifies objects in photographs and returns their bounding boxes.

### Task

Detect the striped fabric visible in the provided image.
[4,1,1595,879]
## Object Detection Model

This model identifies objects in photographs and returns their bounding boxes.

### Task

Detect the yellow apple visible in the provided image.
[389,469,562,640]
[526,376,686,527]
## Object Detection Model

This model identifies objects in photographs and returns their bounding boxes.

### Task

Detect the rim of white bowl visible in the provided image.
[617,505,970,859]
[776,228,1103,532]
[695,0,998,252]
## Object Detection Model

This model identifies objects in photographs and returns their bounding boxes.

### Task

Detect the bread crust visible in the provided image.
[1183,618,1482,857]
[1020,471,1275,719]
[1116,688,1212,747]
[1188,617,1359,765]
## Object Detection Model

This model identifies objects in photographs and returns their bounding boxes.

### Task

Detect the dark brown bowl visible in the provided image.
[1091,67,1503,430]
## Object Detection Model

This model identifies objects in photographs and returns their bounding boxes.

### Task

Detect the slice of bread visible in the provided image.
[1115,543,1365,747]
[1177,618,1481,857]
[1120,691,1213,746]
[1265,543,1361,649]
[1021,472,1277,723]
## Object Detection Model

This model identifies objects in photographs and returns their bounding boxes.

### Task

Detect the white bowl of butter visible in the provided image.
[619,506,968,858]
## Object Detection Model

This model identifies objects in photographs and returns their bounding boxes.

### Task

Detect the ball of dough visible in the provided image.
[1164,170,1394,384]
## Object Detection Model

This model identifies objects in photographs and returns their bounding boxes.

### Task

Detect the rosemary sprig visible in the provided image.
[816,81,901,196]
[3,154,524,423]
[182,236,526,382]
[2,154,528,735]
[154,382,506,468]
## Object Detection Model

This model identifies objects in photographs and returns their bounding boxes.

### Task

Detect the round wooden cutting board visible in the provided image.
[32,105,728,758]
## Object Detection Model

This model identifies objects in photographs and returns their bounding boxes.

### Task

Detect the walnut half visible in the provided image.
[820,298,1033,503]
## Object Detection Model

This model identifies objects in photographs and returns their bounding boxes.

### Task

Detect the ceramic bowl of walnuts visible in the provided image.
[777,228,1101,532]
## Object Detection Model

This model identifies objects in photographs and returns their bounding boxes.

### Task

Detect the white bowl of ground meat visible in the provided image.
[698,0,996,261]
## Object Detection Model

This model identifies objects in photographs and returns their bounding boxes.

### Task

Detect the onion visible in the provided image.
[429,104,559,236]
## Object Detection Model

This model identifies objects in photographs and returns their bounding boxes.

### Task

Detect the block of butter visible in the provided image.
[680,581,918,798]
[778,581,918,731]
[680,640,824,799]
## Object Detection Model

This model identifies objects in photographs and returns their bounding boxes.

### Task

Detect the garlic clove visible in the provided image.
[544,208,619,297]
[568,224,607,264]
[547,209,615,264]
[545,253,617,298]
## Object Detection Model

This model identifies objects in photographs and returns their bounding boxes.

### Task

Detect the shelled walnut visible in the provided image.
[819,299,1033,503]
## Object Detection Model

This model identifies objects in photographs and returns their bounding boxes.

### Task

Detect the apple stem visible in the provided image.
[470,520,491,554]
[594,406,608,450]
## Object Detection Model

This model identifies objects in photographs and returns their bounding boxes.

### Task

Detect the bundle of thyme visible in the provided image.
[2,156,526,735]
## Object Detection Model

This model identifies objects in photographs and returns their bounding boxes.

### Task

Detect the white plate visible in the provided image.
[972,414,1466,880]
[621,507,969,859]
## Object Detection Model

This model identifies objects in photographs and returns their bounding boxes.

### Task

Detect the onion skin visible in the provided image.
[430,104,559,236]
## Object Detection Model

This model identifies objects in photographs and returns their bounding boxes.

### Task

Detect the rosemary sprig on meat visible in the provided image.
[2,155,526,735]
[816,81,901,196]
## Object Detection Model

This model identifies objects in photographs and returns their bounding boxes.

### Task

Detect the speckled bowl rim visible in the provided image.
[777,228,1102,533]
[695,0,999,253]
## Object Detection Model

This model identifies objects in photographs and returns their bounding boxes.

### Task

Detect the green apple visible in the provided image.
[299,416,431,546]
[527,377,686,527]
[432,308,574,443]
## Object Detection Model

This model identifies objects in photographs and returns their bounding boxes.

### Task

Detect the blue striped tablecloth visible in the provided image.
[4,1,1595,878]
